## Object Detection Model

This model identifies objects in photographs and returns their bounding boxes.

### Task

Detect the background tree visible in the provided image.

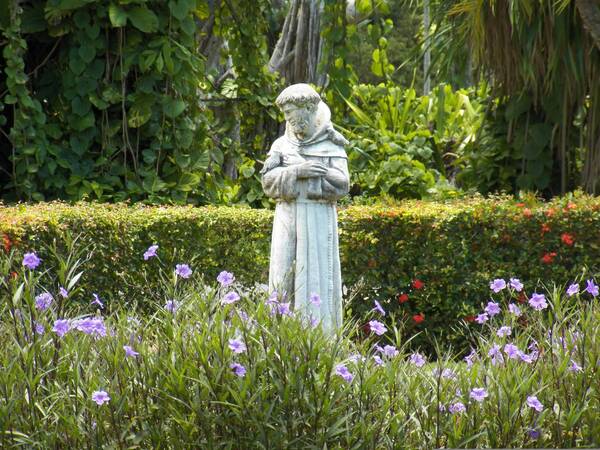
[430,0,600,195]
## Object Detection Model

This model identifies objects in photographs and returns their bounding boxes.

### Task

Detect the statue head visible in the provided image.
[275,83,321,141]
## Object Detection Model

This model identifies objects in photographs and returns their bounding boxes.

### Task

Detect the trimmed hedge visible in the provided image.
[2,194,600,349]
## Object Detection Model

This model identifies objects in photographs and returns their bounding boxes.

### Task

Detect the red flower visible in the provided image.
[412,279,424,290]
[516,202,526,208]
[464,315,476,323]
[523,208,533,218]
[517,291,527,304]
[541,223,551,234]
[398,293,409,303]
[10,271,17,279]
[541,252,557,264]
[561,233,574,246]
[2,234,11,253]
[545,208,556,217]
[412,313,425,324]
[566,202,576,210]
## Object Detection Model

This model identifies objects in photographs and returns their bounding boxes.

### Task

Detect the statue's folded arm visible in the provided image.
[322,157,350,198]
[262,165,299,200]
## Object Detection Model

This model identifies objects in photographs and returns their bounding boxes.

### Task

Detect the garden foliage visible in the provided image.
[0,0,277,204]
[2,194,599,349]
[1,240,599,447]
[341,83,485,199]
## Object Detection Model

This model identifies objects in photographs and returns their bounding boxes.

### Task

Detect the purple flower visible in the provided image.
[528,340,539,352]
[475,313,489,324]
[529,293,548,311]
[310,317,319,328]
[335,364,354,382]
[504,343,520,359]
[237,310,249,322]
[175,264,192,279]
[91,293,104,309]
[164,300,180,313]
[372,300,385,316]
[348,354,363,364]
[518,350,538,364]
[277,302,292,316]
[484,301,501,317]
[488,344,504,365]
[123,345,139,358]
[222,292,240,305]
[228,338,247,354]
[382,345,398,358]
[585,279,599,297]
[509,278,524,292]
[410,352,426,367]
[34,322,45,335]
[528,428,540,440]
[266,291,280,304]
[526,395,544,412]
[448,402,466,414]
[217,271,234,287]
[52,319,70,337]
[569,360,583,372]
[127,316,141,326]
[490,279,506,293]
[469,388,488,402]
[230,362,246,377]
[22,252,41,270]
[464,349,477,367]
[508,303,522,317]
[373,355,384,366]
[441,368,457,380]
[497,326,512,337]
[143,244,158,261]
[73,318,107,337]
[91,390,110,405]
[434,367,457,379]
[309,292,321,307]
[35,293,53,311]
[59,287,68,298]
[566,283,580,297]
[368,320,387,336]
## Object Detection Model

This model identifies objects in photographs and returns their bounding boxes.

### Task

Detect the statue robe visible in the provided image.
[262,107,349,332]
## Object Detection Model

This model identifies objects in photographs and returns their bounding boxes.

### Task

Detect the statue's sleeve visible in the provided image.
[261,141,299,200]
[322,157,349,200]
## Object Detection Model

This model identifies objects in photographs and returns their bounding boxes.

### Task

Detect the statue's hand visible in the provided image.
[296,161,328,178]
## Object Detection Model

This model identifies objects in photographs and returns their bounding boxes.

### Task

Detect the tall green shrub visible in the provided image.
[2,194,599,350]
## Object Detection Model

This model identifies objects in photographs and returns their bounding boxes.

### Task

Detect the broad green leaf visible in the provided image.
[128,103,152,128]
[163,98,186,118]
[128,7,159,33]
[177,172,201,191]
[78,43,96,64]
[108,4,127,27]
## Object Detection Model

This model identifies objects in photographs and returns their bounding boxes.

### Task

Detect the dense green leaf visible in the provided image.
[128,7,159,33]
[108,4,127,27]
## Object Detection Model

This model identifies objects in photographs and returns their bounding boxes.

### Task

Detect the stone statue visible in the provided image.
[261,83,350,332]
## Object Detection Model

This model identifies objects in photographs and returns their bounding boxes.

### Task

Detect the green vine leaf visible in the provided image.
[108,4,127,27]
[128,7,159,33]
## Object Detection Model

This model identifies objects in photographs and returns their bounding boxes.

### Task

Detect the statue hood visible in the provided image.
[284,102,348,157]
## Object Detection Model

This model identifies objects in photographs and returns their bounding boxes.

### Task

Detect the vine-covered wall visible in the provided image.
[0,0,278,204]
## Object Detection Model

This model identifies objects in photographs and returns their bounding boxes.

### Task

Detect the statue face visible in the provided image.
[281,103,316,140]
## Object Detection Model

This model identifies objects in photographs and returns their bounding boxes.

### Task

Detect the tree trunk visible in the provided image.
[575,0,600,51]
[423,0,431,94]
[198,0,240,180]
[269,0,326,86]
